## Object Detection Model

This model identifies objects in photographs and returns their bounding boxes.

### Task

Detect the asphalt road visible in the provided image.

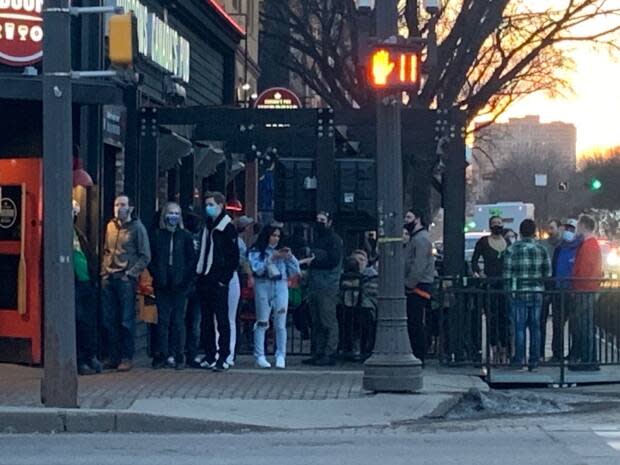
[2,417,620,465]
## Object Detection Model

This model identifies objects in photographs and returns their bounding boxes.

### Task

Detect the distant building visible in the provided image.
[472,115,577,201]
[216,0,261,105]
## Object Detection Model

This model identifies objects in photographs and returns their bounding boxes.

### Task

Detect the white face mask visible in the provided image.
[563,231,575,242]
[114,205,131,221]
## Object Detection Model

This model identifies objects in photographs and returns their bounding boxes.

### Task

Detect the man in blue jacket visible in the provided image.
[550,219,581,362]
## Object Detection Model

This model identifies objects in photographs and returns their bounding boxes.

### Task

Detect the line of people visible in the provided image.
[471,215,603,371]
[73,194,367,374]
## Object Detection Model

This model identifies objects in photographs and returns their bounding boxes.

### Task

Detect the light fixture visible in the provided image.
[242,82,251,91]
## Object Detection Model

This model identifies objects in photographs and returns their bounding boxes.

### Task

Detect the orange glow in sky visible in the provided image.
[497,2,620,157]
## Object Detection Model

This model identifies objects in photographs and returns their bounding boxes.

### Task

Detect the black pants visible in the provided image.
[155,288,188,360]
[407,292,429,363]
[552,294,572,359]
[184,290,202,360]
[75,280,98,365]
[197,277,230,364]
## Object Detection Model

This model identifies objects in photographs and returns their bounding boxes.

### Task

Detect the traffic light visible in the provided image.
[367,45,421,90]
[589,178,603,191]
[108,13,138,66]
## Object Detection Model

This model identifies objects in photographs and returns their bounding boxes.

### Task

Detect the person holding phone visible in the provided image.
[248,223,302,369]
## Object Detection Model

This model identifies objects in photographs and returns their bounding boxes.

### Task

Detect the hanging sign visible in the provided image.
[254,88,302,109]
[0,0,44,67]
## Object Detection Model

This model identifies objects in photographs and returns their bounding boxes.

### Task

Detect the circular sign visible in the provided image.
[0,1,44,67]
[254,87,302,109]
[0,197,17,230]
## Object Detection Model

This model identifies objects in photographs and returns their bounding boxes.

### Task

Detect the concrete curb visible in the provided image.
[0,408,280,434]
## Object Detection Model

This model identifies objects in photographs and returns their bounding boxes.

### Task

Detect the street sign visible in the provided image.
[0,1,44,66]
[558,181,569,192]
[534,174,548,187]
[367,45,421,90]
[254,87,302,109]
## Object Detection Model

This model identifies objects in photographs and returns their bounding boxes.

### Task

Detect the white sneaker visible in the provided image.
[199,358,216,369]
[275,356,286,369]
[256,356,271,369]
[225,355,235,367]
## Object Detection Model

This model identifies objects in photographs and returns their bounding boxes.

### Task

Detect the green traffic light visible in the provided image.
[591,178,603,191]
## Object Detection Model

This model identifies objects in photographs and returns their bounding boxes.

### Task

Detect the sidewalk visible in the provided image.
[0,357,487,433]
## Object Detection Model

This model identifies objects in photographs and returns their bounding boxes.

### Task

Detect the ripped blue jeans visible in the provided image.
[254,279,289,359]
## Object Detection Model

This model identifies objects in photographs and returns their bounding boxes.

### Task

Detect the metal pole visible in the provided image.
[41,0,78,408]
[363,0,422,392]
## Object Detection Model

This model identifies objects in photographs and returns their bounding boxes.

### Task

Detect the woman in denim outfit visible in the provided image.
[249,224,301,369]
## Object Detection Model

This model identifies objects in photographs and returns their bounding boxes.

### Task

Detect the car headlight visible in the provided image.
[607,250,620,267]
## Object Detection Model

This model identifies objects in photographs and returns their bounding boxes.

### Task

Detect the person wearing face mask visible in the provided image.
[549,219,581,363]
[403,210,435,365]
[101,195,151,372]
[148,202,196,370]
[195,192,239,372]
[302,211,344,366]
[471,215,509,363]
[72,200,103,375]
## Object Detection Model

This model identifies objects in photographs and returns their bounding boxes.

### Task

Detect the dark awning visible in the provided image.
[158,130,193,171]
[194,142,225,179]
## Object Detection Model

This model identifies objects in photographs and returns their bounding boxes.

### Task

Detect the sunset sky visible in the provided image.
[497,2,620,156]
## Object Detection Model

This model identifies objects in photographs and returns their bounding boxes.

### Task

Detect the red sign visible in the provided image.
[254,87,302,109]
[0,1,44,67]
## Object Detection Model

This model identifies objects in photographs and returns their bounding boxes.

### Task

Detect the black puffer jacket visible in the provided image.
[149,228,196,291]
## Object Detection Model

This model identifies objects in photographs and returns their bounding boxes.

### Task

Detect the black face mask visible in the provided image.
[490,226,504,236]
[315,222,327,235]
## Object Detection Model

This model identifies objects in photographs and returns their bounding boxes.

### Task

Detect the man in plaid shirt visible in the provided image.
[504,219,551,371]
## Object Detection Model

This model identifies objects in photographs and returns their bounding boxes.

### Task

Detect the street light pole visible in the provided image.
[41,0,78,407]
[363,0,422,392]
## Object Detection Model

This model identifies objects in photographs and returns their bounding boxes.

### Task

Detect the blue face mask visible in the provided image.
[563,231,575,242]
[165,213,180,227]
[205,205,219,218]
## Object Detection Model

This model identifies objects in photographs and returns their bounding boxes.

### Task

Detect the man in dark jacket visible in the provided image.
[303,211,343,366]
[72,200,102,375]
[149,202,196,370]
[195,192,239,371]
[101,195,151,372]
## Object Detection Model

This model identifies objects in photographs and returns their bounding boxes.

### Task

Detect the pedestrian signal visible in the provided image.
[368,46,420,90]
[108,13,138,66]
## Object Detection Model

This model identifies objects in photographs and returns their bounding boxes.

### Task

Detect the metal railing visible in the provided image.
[436,277,620,383]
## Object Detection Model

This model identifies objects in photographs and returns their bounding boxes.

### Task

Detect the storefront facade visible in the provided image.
[0,0,243,364]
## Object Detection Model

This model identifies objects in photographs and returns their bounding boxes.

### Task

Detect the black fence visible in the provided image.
[436,277,620,383]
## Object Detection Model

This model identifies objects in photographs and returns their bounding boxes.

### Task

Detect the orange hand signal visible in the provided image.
[371,49,395,87]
